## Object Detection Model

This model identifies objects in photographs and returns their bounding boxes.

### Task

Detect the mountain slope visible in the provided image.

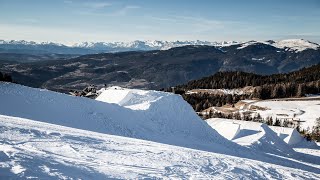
[1,39,319,55]
[0,39,238,55]
[1,40,320,92]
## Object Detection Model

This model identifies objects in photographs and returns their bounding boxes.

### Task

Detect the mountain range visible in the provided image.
[0,39,238,55]
[1,39,319,92]
[1,39,318,55]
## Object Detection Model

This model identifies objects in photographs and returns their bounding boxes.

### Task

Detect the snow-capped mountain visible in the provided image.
[0,39,318,54]
[73,40,239,51]
[237,39,320,52]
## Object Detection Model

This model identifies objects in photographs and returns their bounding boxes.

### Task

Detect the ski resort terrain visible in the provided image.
[0,83,319,179]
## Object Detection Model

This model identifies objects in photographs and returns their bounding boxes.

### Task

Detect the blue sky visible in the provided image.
[0,0,319,44]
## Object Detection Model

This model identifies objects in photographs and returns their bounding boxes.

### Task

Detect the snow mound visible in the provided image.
[269,126,304,145]
[0,82,232,152]
[96,86,164,110]
[272,39,319,52]
[206,118,296,156]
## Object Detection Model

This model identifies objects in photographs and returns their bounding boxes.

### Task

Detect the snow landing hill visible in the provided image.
[0,82,320,179]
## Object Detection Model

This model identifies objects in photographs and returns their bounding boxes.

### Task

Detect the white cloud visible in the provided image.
[19,18,39,24]
[64,0,112,10]
[83,2,111,9]
[113,5,140,16]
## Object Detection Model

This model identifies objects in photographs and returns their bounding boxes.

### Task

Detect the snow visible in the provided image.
[248,99,320,130]
[236,39,319,52]
[273,39,319,52]
[1,82,320,178]
[269,126,305,145]
[206,118,298,156]
[73,40,240,51]
[1,115,320,179]
[0,39,240,52]
[237,40,270,49]
[186,87,255,95]
[0,83,233,153]
[205,118,320,170]
[2,39,318,53]
[251,57,265,61]
[206,118,311,146]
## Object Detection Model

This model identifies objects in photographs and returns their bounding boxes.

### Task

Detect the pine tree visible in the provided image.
[274,118,281,126]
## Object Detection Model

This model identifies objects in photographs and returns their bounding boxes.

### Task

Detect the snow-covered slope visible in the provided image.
[272,39,320,52]
[246,99,320,130]
[0,82,234,153]
[237,39,319,52]
[1,115,320,179]
[1,83,320,178]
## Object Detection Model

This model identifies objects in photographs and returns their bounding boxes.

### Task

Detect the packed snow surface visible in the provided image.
[1,115,320,179]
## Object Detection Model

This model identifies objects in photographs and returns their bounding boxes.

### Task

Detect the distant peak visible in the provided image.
[272,39,319,52]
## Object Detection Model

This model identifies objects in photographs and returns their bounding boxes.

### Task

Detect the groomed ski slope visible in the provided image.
[1,115,320,179]
[1,83,320,179]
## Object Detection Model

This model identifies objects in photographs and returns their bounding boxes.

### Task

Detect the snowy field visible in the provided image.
[246,99,320,130]
[1,83,320,179]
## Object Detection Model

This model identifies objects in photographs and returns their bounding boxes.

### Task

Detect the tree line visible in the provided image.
[164,64,320,112]
[0,72,12,82]
[175,64,320,90]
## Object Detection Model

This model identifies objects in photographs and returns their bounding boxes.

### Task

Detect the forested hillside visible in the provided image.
[0,72,12,82]
[170,64,320,111]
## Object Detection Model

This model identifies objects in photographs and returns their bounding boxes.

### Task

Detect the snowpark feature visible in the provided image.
[206,118,320,164]
[0,83,231,153]
[1,82,320,179]
[269,126,305,146]
[206,118,298,156]
[206,118,307,146]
